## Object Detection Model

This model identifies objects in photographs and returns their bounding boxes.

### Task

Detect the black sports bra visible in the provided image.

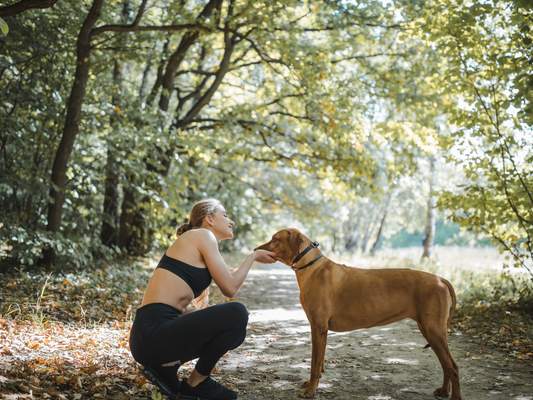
[156,253,212,298]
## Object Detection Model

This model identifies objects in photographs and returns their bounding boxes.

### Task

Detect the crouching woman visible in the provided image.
[129,198,276,400]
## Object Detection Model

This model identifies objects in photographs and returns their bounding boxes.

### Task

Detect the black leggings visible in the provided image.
[129,302,248,376]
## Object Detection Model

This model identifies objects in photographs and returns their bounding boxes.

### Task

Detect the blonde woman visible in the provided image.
[129,199,276,400]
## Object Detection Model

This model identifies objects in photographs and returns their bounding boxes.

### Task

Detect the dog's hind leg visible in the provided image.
[299,326,328,398]
[416,322,430,348]
[424,324,462,400]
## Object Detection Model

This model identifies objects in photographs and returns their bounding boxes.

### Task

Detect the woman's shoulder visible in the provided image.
[180,228,216,242]
[168,229,218,261]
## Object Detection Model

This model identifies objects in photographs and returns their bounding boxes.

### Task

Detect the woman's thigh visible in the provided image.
[146,302,248,365]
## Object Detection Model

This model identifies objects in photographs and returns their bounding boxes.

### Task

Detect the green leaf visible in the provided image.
[0,17,8,35]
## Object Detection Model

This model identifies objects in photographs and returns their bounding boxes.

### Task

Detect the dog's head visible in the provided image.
[254,228,309,266]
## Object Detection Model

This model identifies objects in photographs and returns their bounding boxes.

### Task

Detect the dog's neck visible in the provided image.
[291,241,323,271]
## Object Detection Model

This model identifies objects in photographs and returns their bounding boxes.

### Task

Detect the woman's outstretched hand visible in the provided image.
[253,249,277,264]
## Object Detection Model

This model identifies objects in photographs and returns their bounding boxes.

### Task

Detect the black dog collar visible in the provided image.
[291,241,323,271]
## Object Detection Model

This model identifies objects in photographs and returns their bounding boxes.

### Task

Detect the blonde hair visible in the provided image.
[177,198,222,309]
[176,198,222,237]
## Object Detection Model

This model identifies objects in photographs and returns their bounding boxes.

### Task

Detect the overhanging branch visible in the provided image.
[0,0,59,18]
[91,23,208,37]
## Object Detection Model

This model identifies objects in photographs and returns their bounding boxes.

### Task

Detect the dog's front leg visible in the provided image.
[299,326,328,398]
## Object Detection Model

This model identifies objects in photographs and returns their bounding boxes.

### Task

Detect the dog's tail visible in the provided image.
[443,278,457,329]
[422,278,457,350]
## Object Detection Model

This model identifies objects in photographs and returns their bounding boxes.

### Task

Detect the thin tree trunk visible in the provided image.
[422,156,437,258]
[343,205,361,252]
[139,60,152,104]
[360,210,378,253]
[118,180,136,250]
[336,223,343,253]
[101,0,130,248]
[370,195,392,256]
[101,147,120,247]
[41,0,103,266]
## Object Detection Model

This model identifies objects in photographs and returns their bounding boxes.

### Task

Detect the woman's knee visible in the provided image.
[220,302,248,327]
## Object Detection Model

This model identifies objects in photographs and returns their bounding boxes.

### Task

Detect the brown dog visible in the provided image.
[255,228,461,399]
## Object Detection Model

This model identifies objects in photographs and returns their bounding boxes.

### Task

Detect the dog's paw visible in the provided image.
[433,386,450,398]
[299,387,316,398]
[301,380,310,388]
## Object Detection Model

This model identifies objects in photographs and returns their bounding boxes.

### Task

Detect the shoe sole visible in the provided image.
[137,364,178,397]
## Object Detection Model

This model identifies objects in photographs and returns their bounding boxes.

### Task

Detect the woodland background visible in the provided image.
[1,0,533,398]
[0,0,532,273]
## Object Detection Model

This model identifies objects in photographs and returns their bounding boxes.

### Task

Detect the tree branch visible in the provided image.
[91,23,208,37]
[332,52,408,64]
[269,111,312,121]
[0,0,59,18]
[172,31,238,129]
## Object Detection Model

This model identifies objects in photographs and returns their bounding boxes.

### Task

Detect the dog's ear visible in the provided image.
[288,230,304,257]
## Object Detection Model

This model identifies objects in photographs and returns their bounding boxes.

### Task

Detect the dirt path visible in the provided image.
[181,262,533,400]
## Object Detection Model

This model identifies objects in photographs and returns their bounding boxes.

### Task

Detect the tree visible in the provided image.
[412,0,533,277]
[0,0,444,269]
[40,0,105,265]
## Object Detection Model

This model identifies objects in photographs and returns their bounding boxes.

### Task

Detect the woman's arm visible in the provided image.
[198,231,276,297]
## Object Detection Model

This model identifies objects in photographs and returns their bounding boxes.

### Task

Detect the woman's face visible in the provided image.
[209,206,235,240]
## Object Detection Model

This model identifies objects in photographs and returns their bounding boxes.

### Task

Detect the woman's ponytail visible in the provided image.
[176,221,192,237]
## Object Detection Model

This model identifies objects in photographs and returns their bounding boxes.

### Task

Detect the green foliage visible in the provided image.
[6,0,529,274]
[408,0,533,278]
[0,17,8,35]
[2,0,432,268]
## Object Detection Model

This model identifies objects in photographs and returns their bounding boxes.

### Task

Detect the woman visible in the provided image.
[129,198,276,400]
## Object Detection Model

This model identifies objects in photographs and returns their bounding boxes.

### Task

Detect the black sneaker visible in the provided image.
[138,363,180,397]
[179,376,237,400]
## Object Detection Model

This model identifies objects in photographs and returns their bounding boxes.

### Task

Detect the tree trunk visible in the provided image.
[422,156,437,258]
[343,205,361,252]
[360,210,378,253]
[370,195,392,256]
[101,1,130,248]
[40,0,103,266]
[118,180,136,250]
[101,147,120,247]
[335,222,343,253]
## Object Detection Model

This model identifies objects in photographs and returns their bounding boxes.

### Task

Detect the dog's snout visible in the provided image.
[254,244,267,251]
